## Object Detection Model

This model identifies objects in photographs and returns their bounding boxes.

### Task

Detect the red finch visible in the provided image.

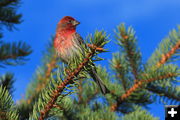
[54,16,109,94]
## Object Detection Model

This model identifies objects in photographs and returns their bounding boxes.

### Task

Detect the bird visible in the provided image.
[54,16,110,94]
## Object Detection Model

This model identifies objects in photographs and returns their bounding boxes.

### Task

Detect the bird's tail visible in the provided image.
[89,67,110,95]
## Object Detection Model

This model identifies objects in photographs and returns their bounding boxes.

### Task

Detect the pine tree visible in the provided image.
[0,0,32,119]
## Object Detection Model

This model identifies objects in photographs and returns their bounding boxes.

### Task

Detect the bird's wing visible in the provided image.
[74,32,84,45]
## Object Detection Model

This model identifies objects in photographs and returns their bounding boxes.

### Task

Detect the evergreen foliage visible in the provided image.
[0,1,179,119]
[122,106,159,120]
[0,41,32,66]
[0,86,19,120]
[0,0,32,119]
[0,0,22,38]
[15,24,179,120]
[0,0,31,67]
[0,73,14,95]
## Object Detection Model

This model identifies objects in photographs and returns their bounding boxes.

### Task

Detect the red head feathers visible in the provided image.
[57,16,80,32]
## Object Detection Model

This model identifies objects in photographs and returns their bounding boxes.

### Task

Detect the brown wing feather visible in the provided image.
[74,32,84,45]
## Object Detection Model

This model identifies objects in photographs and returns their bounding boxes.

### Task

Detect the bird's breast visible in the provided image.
[54,35,73,51]
[54,33,80,61]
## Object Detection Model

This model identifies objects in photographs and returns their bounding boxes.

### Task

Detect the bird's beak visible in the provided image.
[73,20,80,26]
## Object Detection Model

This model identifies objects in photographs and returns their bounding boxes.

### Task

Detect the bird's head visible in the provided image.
[57,16,80,32]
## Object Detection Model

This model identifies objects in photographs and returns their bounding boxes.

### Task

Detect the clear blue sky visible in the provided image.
[0,0,180,119]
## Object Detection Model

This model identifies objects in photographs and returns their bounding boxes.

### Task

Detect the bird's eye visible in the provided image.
[68,20,72,23]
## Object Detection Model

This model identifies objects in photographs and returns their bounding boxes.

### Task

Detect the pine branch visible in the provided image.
[0,0,22,32]
[156,40,180,67]
[115,24,142,82]
[0,86,19,120]
[146,84,180,103]
[17,55,57,120]
[111,25,180,112]
[26,55,57,104]
[17,41,56,119]
[111,72,178,111]
[49,97,75,120]
[30,30,109,119]
[0,73,14,95]
[120,35,138,81]
[31,30,109,119]
[111,53,131,92]
[87,43,105,51]
[130,66,180,107]
[38,45,98,120]
[0,41,32,66]
[147,26,180,67]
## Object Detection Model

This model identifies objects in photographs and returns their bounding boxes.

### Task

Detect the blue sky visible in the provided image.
[0,0,180,119]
